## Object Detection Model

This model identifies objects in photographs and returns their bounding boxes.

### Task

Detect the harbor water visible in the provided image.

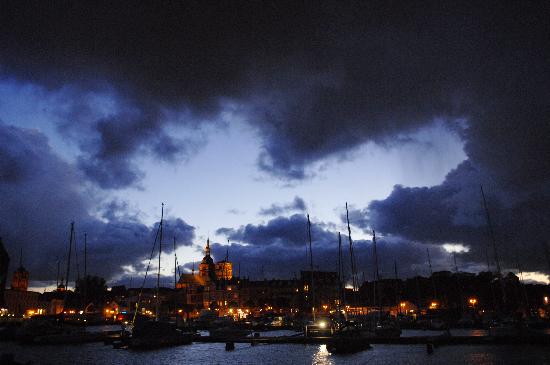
[2,329,550,365]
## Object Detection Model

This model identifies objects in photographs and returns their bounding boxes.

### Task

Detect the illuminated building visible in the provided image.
[11,257,29,291]
[176,239,237,313]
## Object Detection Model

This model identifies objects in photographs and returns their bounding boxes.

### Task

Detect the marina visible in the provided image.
[2,1,550,364]
[2,328,550,365]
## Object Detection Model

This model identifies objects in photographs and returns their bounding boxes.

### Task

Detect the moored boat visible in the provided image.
[326,322,372,354]
[124,321,193,349]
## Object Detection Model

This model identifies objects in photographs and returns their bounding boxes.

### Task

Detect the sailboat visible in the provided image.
[370,230,401,338]
[121,204,193,349]
[326,205,373,354]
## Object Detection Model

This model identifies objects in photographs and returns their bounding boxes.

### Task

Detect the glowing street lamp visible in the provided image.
[469,298,477,307]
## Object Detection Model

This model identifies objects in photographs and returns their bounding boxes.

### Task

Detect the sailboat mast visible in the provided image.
[74,231,80,282]
[480,185,506,306]
[372,231,380,281]
[173,236,177,317]
[338,232,343,309]
[174,236,178,289]
[515,251,530,310]
[372,230,381,313]
[481,186,502,275]
[84,233,87,278]
[156,203,164,321]
[345,203,358,306]
[394,261,400,314]
[307,214,315,321]
[65,222,74,289]
[426,248,437,300]
[56,257,60,288]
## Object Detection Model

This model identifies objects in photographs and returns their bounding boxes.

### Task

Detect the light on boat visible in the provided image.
[318,321,327,328]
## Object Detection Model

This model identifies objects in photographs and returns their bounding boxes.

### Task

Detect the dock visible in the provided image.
[193,334,550,346]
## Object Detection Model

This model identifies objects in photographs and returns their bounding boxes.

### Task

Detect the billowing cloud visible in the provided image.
[362,161,550,273]
[215,214,457,280]
[1,2,549,281]
[259,196,307,216]
[0,123,195,282]
[1,2,548,183]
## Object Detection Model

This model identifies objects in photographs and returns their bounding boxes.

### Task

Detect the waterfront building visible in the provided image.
[177,239,239,313]
[175,239,342,317]
[0,238,9,308]
[3,289,40,316]
[11,261,29,291]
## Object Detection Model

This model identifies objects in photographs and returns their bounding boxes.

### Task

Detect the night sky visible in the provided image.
[1,1,549,289]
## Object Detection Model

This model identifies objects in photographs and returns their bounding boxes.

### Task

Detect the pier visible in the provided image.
[193,334,550,346]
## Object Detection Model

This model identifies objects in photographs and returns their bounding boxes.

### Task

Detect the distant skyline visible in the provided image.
[1,1,549,290]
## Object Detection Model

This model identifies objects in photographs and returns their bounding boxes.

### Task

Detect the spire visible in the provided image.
[192,261,195,275]
[205,238,211,256]
[19,247,23,269]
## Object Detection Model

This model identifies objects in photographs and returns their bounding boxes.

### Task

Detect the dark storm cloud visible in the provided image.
[217,214,331,247]
[1,1,549,276]
[0,123,195,282]
[2,1,548,183]
[53,90,202,189]
[362,160,550,273]
[214,215,455,280]
[259,196,307,216]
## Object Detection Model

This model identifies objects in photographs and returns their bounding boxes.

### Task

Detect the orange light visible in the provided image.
[469,298,477,306]
[400,302,406,308]
[429,301,438,309]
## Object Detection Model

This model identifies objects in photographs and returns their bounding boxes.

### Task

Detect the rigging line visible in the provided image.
[132,220,161,325]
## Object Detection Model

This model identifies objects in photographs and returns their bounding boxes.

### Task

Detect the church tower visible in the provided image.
[198,238,216,281]
[215,247,232,281]
[11,249,29,291]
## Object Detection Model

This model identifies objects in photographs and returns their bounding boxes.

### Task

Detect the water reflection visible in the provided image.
[312,344,334,365]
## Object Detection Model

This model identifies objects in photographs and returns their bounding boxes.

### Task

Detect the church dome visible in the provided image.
[201,255,214,265]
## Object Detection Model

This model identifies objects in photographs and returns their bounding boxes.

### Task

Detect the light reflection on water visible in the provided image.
[312,344,334,365]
